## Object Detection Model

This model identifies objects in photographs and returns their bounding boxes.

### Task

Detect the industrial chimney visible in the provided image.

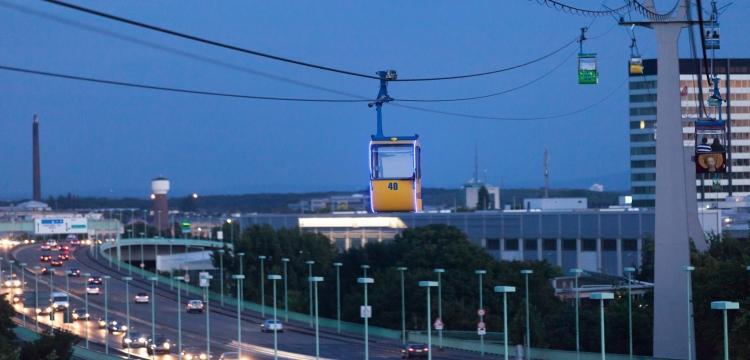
[32,115,41,201]
[151,177,170,230]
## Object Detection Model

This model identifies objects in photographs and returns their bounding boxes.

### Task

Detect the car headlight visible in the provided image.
[121,325,128,331]
[124,338,132,343]
[163,342,170,349]
[138,337,146,343]
[200,354,207,360]
[185,355,193,360]
[35,309,41,314]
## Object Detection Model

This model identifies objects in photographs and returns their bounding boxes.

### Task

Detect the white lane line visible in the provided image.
[229,340,335,360]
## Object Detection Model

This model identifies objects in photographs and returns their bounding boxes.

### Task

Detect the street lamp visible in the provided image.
[310,276,324,360]
[396,266,407,344]
[711,301,740,360]
[333,262,343,333]
[218,249,225,306]
[124,276,132,360]
[281,258,289,322]
[199,272,212,357]
[419,281,439,360]
[174,276,185,359]
[33,265,39,332]
[494,286,516,360]
[475,269,486,356]
[434,268,445,350]
[82,272,91,349]
[149,276,158,356]
[237,252,246,302]
[226,218,234,248]
[103,275,111,354]
[624,267,636,360]
[48,265,54,327]
[570,268,583,360]
[306,260,315,327]
[521,269,534,360]
[268,274,282,360]
[684,265,695,360]
[232,274,245,360]
[19,262,26,327]
[358,276,374,360]
[589,292,615,360]
[259,255,266,318]
[361,264,370,277]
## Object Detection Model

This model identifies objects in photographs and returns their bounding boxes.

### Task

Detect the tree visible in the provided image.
[19,329,78,360]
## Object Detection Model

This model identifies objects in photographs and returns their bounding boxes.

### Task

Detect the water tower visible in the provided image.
[151,177,170,230]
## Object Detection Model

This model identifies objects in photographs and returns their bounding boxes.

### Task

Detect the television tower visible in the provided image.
[32,115,41,201]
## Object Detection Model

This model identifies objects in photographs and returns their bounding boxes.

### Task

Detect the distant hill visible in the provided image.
[34,188,624,213]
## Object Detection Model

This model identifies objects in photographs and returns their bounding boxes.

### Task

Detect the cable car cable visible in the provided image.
[390,77,627,121]
[529,0,630,17]
[0,64,374,103]
[696,0,713,86]
[393,49,577,102]
[43,0,585,83]
[0,1,370,102]
[629,0,682,20]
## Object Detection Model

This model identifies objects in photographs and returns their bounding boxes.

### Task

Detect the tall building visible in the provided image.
[32,115,41,201]
[629,58,750,207]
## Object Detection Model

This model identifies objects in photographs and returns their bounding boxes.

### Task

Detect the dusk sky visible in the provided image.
[1,0,748,199]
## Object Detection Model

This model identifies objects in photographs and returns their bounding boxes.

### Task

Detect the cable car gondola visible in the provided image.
[695,119,727,174]
[577,28,598,84]
[629,38,644,75]
[368,70,422,213]
[704,22,720,50]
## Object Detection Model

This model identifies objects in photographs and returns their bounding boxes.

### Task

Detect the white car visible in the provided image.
[50,292,70,311]
[134,293,149,304]
[260,319,283,333]
[186,299,204,313]
[4,275,22,288]
[86,284,101,295]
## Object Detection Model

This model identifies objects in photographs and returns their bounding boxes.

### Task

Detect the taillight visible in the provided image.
[424,348,429,351]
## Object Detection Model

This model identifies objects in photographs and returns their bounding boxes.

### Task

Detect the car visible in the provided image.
[186,299,204,313]
[181,347,210,360]
[146,334,171,355]
[50,292,69,311]
[87,276,102,285]
[50,259,63,267]
[401,343,429,359]
[97,317,107,329]
[50,245,61,252]
[4,274,22,288]
[260,319,283,333]
[69,239,81,245]
[61,245,71,252]
[134,292,149,304]
[40,267,54,276]
[36,304,53,316]
[40,244,51,251]
[218,352,244,360]
[122,331,147,348]
[11,293,23,304]
[39,255,51,262]
[72,308,89,321]
[107,319,128,334]
[85,284,101,295]
[67,268,81,277]
[46,240,58,247]
[57,253,70,261]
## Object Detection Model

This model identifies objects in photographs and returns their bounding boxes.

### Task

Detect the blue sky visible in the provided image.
[0,0,748,198]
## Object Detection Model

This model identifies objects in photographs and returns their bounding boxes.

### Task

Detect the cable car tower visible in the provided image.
[368,70,422,213]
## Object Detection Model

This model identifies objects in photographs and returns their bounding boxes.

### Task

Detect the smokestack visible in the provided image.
[544,148,549,198]
[32,115,41,201]
[151,177,170,230]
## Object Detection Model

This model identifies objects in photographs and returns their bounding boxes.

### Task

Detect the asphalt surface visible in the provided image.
[9,243,487,360]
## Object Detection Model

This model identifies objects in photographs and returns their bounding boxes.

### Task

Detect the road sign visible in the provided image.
[477,321,486,335]
[360,305,372,319]
[434,318,444,330]
[217,231,224,240]
[477,308,486,317]
[183,273,190,284]
[199,271,212,287]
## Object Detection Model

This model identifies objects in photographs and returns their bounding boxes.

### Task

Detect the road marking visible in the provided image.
[229,340,335,360]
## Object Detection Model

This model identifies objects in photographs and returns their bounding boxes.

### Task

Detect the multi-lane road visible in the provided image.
[9,243,484,360]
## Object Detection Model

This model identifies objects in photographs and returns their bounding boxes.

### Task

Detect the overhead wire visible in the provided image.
[695,0,714,86]
[530,0,630,17]
[0,64,373,103]
[43,0,585,83]
[391,77,628,121]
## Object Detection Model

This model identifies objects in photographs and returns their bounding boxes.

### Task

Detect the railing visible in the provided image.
[13,325,124,360]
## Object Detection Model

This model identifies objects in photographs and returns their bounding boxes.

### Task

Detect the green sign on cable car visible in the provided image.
[181,221,191,233]
[578,53,598,85]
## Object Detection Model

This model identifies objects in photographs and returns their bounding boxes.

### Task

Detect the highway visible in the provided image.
[10,243,485,360]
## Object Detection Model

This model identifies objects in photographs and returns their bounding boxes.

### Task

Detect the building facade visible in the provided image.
[239,209,654,277]
[629,58,750,207]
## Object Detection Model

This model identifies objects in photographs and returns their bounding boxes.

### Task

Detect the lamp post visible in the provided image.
[149,276,158,358]
[361,264,369,277]
[397,266,407,344]
[232,274,245,359]
[434,268,445,350]
[237,252,245,303]
[521,269,534,360]
[358,276,374,360]
[494,286,516,360]
[19,262,26,327]
[226,218,234,248]
[269,274,282,360]
[142,209,147,276]
[475,269,486,357]
[282,258,289,322]
[333,262,342,333]
[174,276,184,359]
[306,260,315,327]
[82,272,91,349]
[310,276,324,360]
[218,249,225,306]
[419,281,439,360]
[570,268,583,360]
[684,265,695,360]
[589,292,614,360]
[123,276,132,359]
[33,265,39,332]
[103,275,111,354]
[259,255,266,317]
[624,267,636,360]
[48,264,54,327]
[711,301,740,360]
[199,272,212,357]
